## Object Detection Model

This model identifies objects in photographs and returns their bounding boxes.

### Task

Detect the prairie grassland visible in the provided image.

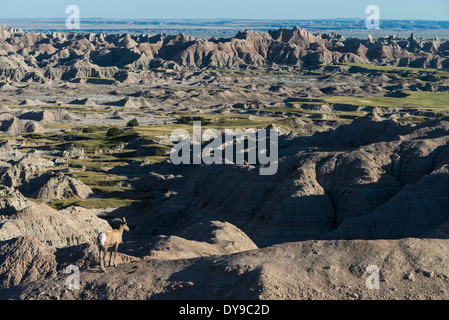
[339,62,449,78]
[323,91,449,110]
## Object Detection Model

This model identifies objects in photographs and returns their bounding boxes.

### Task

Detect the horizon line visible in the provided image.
[0,18,449,22]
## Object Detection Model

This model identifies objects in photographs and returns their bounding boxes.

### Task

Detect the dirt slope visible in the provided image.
[3,238,448,300]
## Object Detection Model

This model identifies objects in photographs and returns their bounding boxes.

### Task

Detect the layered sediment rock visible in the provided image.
[33,173,94,200]
[0,117,45,134]
[0,186,33,215]
[138,114,449,245]
[145,221,258,260]
[0,25,447,82]
[0,204,111,247]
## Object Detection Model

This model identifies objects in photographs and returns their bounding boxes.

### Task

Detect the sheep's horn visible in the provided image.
[123,217,126,223]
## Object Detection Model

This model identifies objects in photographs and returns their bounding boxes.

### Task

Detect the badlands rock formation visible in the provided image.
[2,238,449,300]
[0,153,93,201]
[136,114,449,246]
[0,25,447,301]
[0,186,33,215]
[0,111,447,300]
[0,26,447,83]
[0,117,45,134]
[143,221,258,260]
[0,205,110,247]
[0,236,57,289]
[33,173,94,200]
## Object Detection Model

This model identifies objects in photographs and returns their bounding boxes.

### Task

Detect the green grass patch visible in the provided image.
[50,198,137,210]
[322,91,449,109]
[286,90,449,110]
[339,62,449,78]
[68,171,129,188]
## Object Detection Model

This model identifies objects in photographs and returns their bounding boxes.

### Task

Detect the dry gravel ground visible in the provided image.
[3,238,449,300]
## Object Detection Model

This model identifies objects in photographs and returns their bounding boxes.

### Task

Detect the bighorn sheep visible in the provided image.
[96,217,129,272]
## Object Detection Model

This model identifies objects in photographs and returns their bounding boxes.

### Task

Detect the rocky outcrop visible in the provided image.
[16,154,54,168]
[0,204,111,247]
[0,154,90,202]
[0,237,57,289]
[145,221,258,260]
[0,117,45,134]
[62,148,85,159]
[0,154,54,189]
[33,173,94,200]
[325,164,449,239]
[18,110,76,122]
[0,140,22,159]
[0,186,33,215]
[69,98,96,106]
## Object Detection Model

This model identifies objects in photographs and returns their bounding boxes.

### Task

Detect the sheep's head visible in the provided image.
[120,217,130,232]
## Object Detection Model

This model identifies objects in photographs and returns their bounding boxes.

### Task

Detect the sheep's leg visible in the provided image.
[101,247,107,272]
[98,245,102,262]
[113,244,118,267]
[108,246,113,267]
[98,245,103,269]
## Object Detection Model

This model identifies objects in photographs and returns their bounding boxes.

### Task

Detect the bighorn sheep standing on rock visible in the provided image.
[96,217,129,272]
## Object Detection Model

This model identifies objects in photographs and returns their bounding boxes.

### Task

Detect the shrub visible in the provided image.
[153,146,170,157]
[127,118,140,127]
[82,127,95,133]
[177,116,206,125]
[177,116,193,125]
[107,127,121,138]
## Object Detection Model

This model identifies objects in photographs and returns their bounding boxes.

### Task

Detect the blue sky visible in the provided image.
[0,0,448,20]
